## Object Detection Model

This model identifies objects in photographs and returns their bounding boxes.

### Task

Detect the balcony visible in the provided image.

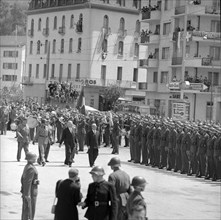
[43,28,49,37]
[205,6,220,15]
[58,26,65,35]
[118,29,127,38]
[138,59,158,68]
[185,57,202,67]
[201,58,221,67]
[28,29,33,37]
[141,10,161,21]
[22,76,34,86]
[172,57,183,65]
[52,77,137,89]
[138,83,158,92]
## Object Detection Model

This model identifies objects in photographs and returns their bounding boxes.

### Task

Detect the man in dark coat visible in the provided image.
[54,168,82,220]
[86,123,100,167]
[80,166,118,220]
[59,121,78,167]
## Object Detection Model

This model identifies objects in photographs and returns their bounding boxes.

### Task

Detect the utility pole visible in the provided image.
[45,41,50,103]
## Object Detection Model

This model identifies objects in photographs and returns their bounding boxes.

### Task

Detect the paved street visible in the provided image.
[0,131,220,220]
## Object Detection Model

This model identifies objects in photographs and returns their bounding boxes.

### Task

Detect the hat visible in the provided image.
[68,168,79,178]
[26,152,37,161]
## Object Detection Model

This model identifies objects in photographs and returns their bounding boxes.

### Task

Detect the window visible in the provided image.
[206,101,213,121]
[76,63,80,79]
[43,64,47,78]
[119,17,125,31]
[68,64,71,79]
[69,38,73,53]
[38,18,41,31]
[160,71,168,83]
[54,16,57,29]
[36,64,39,79]
[134,43,139,57]
[210,46,220,60]
[133,0,138,8]
[162,47,170,59]
[118,41,124,55]
[45,40,48,54]
[2,75,17,81]
[208,72,219,86]
[29,64,32,77]
[37,40,41,54]
[62,15,65,27]
[46,17,49,29]
[52,39,56,53]
[31,19,34,32]
[153,71,158,83]
[51,64,55,78]
[102,39,108,53]
[77,38,82,52]
[133,68,138,82]
[3,51,18,57]
[103,15,109,28]
[30,41,33,54]
[163,23,170,35]
[164,0,169,10]
[117,67,122,80]
[70,15,74,28]
[61,39,64,53]
[101,65,106,80]
[135,20,140,33]
[211,20,220,33]
[59,64,63,81]
[3,63,18,69]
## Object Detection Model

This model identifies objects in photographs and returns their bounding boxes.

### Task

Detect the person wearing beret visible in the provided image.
[21,152,39,220]
[54,169,82,220]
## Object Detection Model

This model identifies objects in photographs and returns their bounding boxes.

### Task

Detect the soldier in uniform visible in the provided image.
[134,122,142,163]
[141,122,149,165]
[107,157,132,220]
[77,117,86,151]
[152,122,161,167]
[128,121,136,162]
[159,123,168,169]
[17,116,30,162]
[80,166,118,220]
[21,152,39,220]
[126,176,147,220]
[111,118,120,155]
[213,127,221,180]
[147,123,155,166]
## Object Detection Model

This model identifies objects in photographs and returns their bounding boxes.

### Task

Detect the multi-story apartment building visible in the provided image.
[24,0,145,108]
[0,36,26,91]
[139,0,221,122]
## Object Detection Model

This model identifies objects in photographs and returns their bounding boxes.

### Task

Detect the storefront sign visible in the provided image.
[185,83,208,91]
[172,102,190,121]
[168,82,180,90]
[192,31,221,40]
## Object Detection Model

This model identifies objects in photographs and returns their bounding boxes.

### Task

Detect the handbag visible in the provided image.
[51,197,57,214]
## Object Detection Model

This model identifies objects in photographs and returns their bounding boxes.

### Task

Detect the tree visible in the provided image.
[0,85,23,103]
[102,84,123,111]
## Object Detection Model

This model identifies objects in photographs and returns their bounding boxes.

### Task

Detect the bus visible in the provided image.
[116,102,156,116]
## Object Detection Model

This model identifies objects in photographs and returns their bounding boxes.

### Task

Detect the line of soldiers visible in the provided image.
[128,118,221,181]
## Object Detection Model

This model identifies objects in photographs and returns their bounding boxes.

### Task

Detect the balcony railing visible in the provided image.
[192,30,221,40]
[139,59,149,68]
[141,11,151,20]
[202,57,212,66]
[58,26,65,35]
[140,36,149,43]
[43,28,49,36]
[22,76,34,86]
[118,29,127,38]
[172,57,183,65]
[175,5,185,15]
[205,6,220,15]
[48,77,137,89]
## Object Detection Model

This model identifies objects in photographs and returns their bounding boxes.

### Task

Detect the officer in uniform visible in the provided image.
[126,176,147,220]
[107,157,132,220]
[21,152,39,220]
[80,166,117,220]
[17,116,30,162]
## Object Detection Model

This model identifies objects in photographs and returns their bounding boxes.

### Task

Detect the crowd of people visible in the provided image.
[0,99,221,219]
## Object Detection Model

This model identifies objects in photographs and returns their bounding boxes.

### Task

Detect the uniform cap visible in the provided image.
[26,152,37,161]
[131,176,147,187]
[89,166,105,176]
[108,157,121,167]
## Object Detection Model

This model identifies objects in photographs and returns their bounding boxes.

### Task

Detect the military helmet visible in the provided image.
[89,166,105,176]
[26,152,37,161]
[131,176,147,187]
[108,157,121,167]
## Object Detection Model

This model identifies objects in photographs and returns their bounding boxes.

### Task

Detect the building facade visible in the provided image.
[24,0,145,107]
[0,36,26,91]
[138,0,221,122]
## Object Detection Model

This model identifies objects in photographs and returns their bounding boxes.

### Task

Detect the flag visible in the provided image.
[76,87,86,115]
